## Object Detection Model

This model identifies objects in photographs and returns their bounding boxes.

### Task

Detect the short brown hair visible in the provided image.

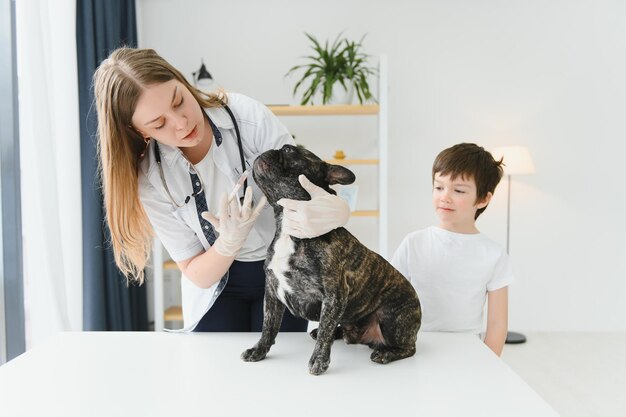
[432,143,504,219]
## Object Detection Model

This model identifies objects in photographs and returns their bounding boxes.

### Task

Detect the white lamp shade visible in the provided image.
[491,145,535,175]
[196,77,216,91]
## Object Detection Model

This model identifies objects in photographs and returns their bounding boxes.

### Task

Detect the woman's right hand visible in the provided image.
[201,187,267,257]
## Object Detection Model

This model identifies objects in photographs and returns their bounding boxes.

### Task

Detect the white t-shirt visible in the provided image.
[391,226,514,334]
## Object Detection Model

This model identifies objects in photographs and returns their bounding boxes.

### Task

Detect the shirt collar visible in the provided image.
[205,106,235,130]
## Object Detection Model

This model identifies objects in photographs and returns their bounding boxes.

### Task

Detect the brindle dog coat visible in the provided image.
[241,144,421,375]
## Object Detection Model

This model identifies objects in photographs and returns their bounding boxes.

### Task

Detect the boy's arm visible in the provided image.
[484,286,508,356]
[390,238,411,280]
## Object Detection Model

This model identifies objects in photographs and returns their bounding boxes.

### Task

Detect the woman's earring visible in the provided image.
[139,137,151,158]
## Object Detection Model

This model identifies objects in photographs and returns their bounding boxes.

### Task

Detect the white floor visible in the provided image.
[501,332,626,417]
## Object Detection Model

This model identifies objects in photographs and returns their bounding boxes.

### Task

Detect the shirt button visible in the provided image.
[204,225,209,230]
[195,182,200,186]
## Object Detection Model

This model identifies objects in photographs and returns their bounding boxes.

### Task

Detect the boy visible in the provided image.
[391,143,513,356]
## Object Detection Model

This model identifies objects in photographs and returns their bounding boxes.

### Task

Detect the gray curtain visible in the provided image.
[76,0,148,331]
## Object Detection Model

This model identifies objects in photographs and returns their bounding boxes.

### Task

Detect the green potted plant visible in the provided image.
[286,33,377,105]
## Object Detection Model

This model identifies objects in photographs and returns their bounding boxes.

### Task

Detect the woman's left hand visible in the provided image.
[277,175,350,239]
[202,187,267,256]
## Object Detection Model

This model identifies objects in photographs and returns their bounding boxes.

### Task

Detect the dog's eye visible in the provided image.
[282,146,293,154]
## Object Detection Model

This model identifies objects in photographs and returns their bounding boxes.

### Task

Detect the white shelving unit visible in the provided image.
[151,55,388,331]
[379,54,389,258]
[151,239,182,331]
[267,54,389,257]
[152,237,165,332]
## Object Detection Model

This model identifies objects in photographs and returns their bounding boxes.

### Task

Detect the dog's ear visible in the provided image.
[327,164,356,185]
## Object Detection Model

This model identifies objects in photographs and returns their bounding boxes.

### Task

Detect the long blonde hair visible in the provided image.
[93,47,226,283]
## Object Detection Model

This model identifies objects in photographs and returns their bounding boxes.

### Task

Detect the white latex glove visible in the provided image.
[277,174,350,239]
[201,187,267,257]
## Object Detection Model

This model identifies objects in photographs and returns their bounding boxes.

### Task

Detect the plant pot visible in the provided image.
[328,82,355,105]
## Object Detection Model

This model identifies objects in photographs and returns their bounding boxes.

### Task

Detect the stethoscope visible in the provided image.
[153,105,248,208]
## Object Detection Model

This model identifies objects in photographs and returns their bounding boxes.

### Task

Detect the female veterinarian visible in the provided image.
[94,47,350,332]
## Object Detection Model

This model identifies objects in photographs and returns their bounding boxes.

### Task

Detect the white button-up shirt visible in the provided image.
[138,93,293,330]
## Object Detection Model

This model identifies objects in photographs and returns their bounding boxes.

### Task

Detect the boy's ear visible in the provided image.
[476,192,493,209]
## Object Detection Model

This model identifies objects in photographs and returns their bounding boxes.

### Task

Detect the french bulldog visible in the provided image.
[241,144,421,375]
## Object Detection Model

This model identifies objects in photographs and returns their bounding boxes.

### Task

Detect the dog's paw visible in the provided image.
[241,347,268,362]
[308,354,330,375]
[371,346,415,364]
[370,349,394,364]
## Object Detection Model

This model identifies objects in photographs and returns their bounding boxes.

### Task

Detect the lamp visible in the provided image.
[192,60,215,90]
[491,145,535,345]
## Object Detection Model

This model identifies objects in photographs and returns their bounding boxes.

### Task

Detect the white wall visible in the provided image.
[138,0,626,332]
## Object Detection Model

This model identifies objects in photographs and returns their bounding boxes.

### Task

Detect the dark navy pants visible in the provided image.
[194,260,307,332]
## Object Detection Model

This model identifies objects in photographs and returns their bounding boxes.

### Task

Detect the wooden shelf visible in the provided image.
[163,259,178,270]
[267,104,379,116]
[351,210,379,217]
[325,159,379,165]
[164,306,183,321]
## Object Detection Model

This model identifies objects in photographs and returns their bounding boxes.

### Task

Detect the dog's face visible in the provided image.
[253,145,355,204]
